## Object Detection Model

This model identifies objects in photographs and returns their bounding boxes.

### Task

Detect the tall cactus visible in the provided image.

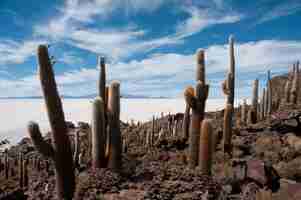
[223,104,233,156]
[199,119,213,175]
[251,79,259,123]
[98,56,106,101]
[290,61,299,104]
[222,36,235,156]
[222,35,235,106]
[266,70,272,115]
[91,97,106,168]
[28,45,75,200]
[107,81,122,171]
[184,49,209,168]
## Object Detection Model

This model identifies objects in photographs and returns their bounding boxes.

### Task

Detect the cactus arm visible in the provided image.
[28,121,55,158]
[184,86,196,109]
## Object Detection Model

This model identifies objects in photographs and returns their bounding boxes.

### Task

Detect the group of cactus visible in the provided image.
[91,56,122,171]
[0,150,29,189]
[182,36,237,174]
[26,45,122,199]
[184,48,211,173]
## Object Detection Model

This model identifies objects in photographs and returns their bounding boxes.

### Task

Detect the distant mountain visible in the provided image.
[0,94,169,99]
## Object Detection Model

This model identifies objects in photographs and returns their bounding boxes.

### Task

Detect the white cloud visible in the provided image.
[58,52,84,65]
[2,39,300,98]
[34,1,241,60]
[175,7,241,39]
[0,40,45,65]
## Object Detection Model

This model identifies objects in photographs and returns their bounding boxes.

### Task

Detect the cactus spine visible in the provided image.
[28,45,75,200]
[184,49,209,168]
[199,119,213,175]
[107,81,122,171]
[290,61,299,104]
[91,97,106,168]
[251,79,259,123]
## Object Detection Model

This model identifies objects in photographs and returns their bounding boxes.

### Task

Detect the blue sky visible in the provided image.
[0,0,301,99]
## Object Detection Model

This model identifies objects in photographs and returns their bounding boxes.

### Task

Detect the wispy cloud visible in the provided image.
[0,40,45,65]
[34,1,241,60]
[256,0,301,24]
[1,39,300,98]
[58,52,84,65]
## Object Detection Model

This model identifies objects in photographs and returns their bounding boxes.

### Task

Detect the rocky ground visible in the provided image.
[1,103,301,200]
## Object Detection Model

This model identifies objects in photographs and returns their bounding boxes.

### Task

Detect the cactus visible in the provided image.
[251,79,259,123]
[223,104,233,156]
[260,88,266,120]
[184,49,209,168]
[222,35,235,106]
[241,99,247,125]
[266,70,272,115]
[107,81,122,171]
[73,130,80,168]
[19,152,24,188]
[98,56,106,102]
[91,97,106,168]
[28,45,75,200]
[5,149,9,179]
[183,103,191,141]
[199,119,213,175]
[290,61,299,104]
[23,159,29,188]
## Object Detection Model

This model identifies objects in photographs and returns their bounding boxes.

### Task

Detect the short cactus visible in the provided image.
[183,103,191,141]
[91,97,106,168]
[260,88,266,119]
[241,99,247,125]
[19,152,24,188]
[251,79,259,123]
[199,119,214,175]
